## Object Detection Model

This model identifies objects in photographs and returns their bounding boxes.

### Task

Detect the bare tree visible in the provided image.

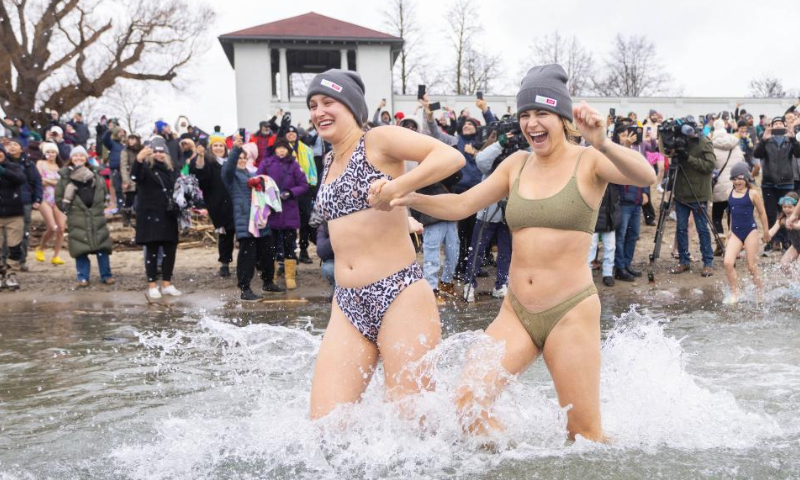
[102,80,153,135]
[0,0,211,123]
[462,45,501,95]
[748,76,787,98]
[592,34,671,97]
[528,32,594,96]
[445,0,481,95]
[382,0,424,95]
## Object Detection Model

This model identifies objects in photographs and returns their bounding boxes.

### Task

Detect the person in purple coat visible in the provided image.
[256,138,309,289]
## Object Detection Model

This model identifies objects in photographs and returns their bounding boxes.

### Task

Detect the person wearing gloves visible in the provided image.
[189,131,236,278]
[256,138,309,290]
[1,137,41,271]
[131,138,182,299]
[222,134,284,300]
[710,119,745,252]
[55,147,114,287]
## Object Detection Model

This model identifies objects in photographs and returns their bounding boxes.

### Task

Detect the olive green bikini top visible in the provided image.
[504,149,599,234]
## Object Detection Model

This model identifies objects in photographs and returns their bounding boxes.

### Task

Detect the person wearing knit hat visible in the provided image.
[282,124,318,264]
[34,140,67,266]
[306,68,467,422]
[389,63,657,441]
[55,143,115,288]
[119,134,142,227]
[722,159,769,304]
[189,130,236,279]
[710,119,745,246]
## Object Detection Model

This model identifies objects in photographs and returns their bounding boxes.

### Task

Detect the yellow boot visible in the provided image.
[35,248,45,262]
[284,259,297,290]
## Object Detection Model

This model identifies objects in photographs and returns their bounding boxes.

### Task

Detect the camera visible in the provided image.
[476,117,527,172]
[658,117,699,157]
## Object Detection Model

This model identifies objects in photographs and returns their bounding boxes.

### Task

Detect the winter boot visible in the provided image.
[298,249,313,264]
[284,259,297,290]
[240,287,262,302]
[262,280,286,293]
[218,263,231,278]
[122,208,132,227]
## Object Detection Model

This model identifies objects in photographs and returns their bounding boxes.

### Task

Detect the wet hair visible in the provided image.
[562,117,580,145]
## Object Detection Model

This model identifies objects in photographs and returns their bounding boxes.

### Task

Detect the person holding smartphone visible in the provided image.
[754,116,800,251]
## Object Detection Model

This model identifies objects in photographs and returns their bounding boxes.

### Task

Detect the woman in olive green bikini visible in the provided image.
[371,64,656,441]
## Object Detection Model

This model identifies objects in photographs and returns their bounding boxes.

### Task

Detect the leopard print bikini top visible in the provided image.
[316,135,392,221]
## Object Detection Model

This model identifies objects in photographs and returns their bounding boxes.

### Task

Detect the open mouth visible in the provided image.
[530,131,548,145]
[318,119,333,128]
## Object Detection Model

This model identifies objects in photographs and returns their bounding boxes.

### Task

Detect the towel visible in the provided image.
[248,175,282,237]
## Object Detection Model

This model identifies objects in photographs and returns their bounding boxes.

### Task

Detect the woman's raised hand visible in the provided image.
[572,101,607,150]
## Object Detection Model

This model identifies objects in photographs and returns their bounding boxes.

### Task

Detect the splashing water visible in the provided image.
[101,305,784,480]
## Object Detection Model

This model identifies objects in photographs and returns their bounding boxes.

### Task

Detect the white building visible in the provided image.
[221,13,797,129]
[219,12,403,130]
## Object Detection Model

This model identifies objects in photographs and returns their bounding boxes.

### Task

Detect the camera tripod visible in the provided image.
[648,160,725,283]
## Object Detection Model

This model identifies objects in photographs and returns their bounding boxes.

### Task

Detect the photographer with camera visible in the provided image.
[665,119,718,276]
[754,116,800,251]
[420,95,496,279]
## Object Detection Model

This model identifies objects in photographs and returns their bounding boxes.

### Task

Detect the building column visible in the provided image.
[340,49,348,70]
[279,47,289,101]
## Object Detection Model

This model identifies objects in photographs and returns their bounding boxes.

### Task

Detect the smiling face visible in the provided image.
[45,149,58,162]
[308,94,359,142]
[275,146,290,159]
[286,131,297,143]
[210,142,226,158]
[519,109,567,156]
[70,153,87,167]
[237,151,248,170]
[781,202,795,216]
[732,176,747,190]
[461,121,477,136]
[154,151,166,163]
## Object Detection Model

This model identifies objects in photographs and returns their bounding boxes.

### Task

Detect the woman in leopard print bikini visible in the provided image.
[306,69,465,420]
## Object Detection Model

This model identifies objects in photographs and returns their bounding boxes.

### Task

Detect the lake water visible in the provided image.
[1,272,799,479]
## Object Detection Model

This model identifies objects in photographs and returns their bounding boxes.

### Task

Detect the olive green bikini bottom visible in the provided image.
[508,283,598,350]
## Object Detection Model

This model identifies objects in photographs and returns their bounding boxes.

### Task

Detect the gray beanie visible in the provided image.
[516,64,573,121]
[69,146,88,159]
[306,69,368,126]
[729,162,753,182]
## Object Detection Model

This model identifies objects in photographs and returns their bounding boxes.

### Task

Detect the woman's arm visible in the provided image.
[752,190,770,242]
[388,151,521,221]
[366,125,465,209]
[572,102,657,187]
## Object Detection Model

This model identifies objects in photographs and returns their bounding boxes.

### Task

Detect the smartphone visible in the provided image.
[772,128,787,136]
[417,85,426,100]
[428,101,441,111]
[143,140,152,148]
[238,128,246,138]
[476,91,484,100]
[794,125,800,134]
[609,108,616,118]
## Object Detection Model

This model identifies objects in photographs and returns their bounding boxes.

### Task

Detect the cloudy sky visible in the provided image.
[150,0,799,134]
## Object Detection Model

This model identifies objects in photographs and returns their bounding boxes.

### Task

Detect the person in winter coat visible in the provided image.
[284,125,318,264]
[588,185,621,287]
[102,126,127,212]
[710,119,745,245]
[0,143,26,289]
[754,116,800,251]
[131,138,182,299]
[1,138,42,271]
[119,134,141,227]
[189,131,236,278]
[256,138,309,290]
[420,96,497,278]
[68,112,91,147]
[155,121,182,170]
[221,134,284,300]
[55,147,114,287]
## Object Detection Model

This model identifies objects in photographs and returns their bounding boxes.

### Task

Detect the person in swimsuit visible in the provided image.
[722,163,770,304]
[35,142,66,265]
[768,192,800,280]
[381,64,656,441]
[305,69,465,419]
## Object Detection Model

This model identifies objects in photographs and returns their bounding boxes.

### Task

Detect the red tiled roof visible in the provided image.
[220,12,402,42]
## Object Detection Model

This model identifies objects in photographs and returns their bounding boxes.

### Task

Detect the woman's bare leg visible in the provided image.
[455,300,538,436]
[378,281,441,403]
[38,202,56,252]
[743,231,763,302]
[723,235,743,301]
[310,301,379,420]
[53,207,66,258]
[543,295,604,442]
